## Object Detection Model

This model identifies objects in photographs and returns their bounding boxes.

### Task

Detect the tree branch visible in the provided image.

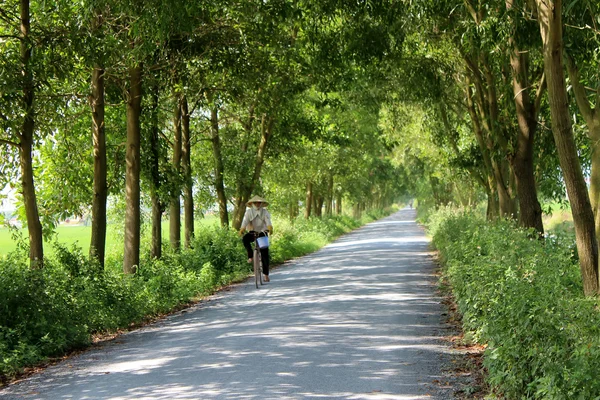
[0,34,21,41]
[0,7,17,25]
[565,52,595,124]
[0,138,18,147]
[463,0,480,24]
[189,93,205,115]
[160,132,173,147]
[533,72,546,121]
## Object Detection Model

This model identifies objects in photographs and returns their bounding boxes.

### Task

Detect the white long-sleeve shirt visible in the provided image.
[240,207,272,232]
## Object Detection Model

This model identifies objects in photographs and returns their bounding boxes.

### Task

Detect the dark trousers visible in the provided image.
[242,231,270,276]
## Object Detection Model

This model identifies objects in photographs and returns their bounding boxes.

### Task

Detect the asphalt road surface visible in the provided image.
[1,208,457,400]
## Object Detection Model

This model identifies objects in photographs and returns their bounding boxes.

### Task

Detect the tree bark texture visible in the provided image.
[123,65,142,274]
[181,96,194,245]
[170,94,182,251]
[325,174,334,216]
[536,0,599,295]
[508,39,544,234]
[19,0,43,269]
[305,181,313,218]
[148,86,162,260]
[90,66,108,266]
[566,54,600,241]
[314,195,324,218]
[210,105,229,228]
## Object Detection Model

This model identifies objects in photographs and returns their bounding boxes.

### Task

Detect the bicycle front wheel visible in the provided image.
[253,248,260,289]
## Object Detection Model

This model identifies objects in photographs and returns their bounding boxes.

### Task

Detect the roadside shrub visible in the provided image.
[186,226,248,277]
[430,208,600,398]
[0,255,90,376]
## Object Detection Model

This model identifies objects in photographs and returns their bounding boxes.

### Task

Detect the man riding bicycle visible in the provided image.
[239,195,273,282]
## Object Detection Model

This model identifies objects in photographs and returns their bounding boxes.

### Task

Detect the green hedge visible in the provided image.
[429,208,600,399]
[0,207,395,381]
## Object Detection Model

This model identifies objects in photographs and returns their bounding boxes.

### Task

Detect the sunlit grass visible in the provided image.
[542,202,574,234]
[0,216,220,257]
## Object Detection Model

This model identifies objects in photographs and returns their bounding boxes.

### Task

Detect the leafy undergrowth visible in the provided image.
[0,207,396,385]
[438,270,489,399]
[428,207,600,399]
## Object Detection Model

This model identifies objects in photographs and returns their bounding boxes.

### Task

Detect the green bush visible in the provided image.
[429,208,600,398]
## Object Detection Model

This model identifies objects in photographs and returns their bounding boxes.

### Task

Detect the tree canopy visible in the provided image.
[2,0,600,294]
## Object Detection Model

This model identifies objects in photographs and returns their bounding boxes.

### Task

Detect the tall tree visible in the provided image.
[169,90,182,251]
[89,9,108,266]
[563,0,600,244]
[208,98,229,228]
[0,0,64,267]
[19,0,43,268]
[123,64,143,274]
[181,95,194,247]
[506,0,545,234]
[147,83,164,259]
[534,0,598,295]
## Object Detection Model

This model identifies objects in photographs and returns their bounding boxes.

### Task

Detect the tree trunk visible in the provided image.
[19,0,43,269]
[314,195,324,217]
[465,55,516,218]
[151,196,162,260]
[353,203,361,219]
[232,115,273,230]
[536,0,599,295]
[181,96,194,246]
[336,193,342,215]
[508,37,544,234]
[325,174,334,216]
[90,66,108,266]
[305,181,313,218]
[465,79,500,219]
[231,189,249,229]
[591,144,600,239]
[485,183,499,220]
[289,202,298,221]
[148,85,162,259]
[566,54,600,243]
[492,158,515,218]
[230,101,257,227]
[170,94,182,251]
[123,65,143,274]
[89,10,107,266]
[210,105,229,228]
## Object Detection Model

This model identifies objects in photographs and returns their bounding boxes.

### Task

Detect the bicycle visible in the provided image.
[252,231,269,288]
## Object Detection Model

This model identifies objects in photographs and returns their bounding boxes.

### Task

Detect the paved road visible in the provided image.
[1,209,456,399]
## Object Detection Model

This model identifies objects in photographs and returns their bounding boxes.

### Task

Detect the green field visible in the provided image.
[0,217,220,257]
[0,207,574,257]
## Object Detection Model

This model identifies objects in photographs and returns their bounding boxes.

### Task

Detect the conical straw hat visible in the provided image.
[246,195,269,206]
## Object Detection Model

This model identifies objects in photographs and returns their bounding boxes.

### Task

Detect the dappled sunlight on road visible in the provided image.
[1,209,454,399]
[324,236,430,249]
